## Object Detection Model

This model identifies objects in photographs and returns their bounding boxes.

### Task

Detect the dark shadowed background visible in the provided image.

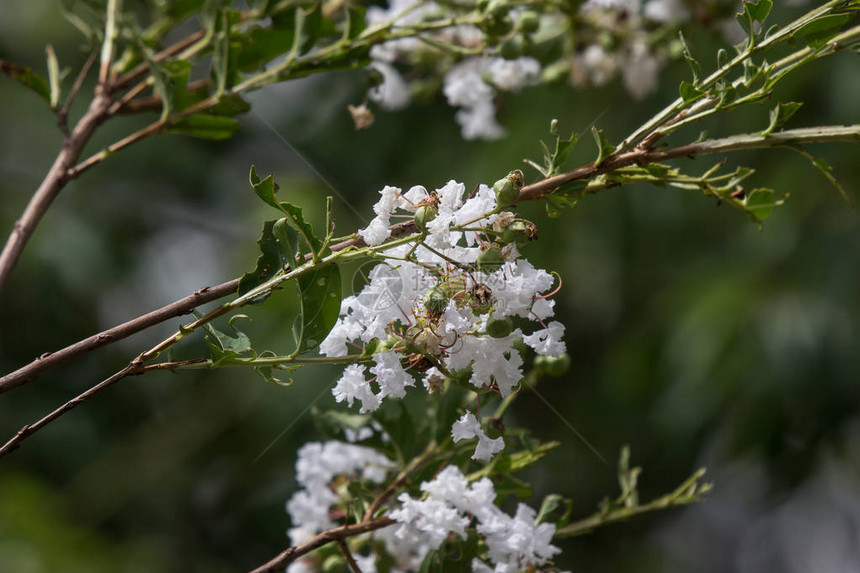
[1,2,859,571]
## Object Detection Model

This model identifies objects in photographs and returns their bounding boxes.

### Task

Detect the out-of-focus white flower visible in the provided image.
[524,321,567,356]
[623,41,661,100]
[580,44,618,87]
[369,62,411,111]
[644,0,689,22]
[451,411,505,461]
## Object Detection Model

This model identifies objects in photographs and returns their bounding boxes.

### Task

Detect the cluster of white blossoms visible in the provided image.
[321,177,565,461]
[286,441,394,545]
[361,0,700,138]
[388,466,565,573]
[286,451,566,573]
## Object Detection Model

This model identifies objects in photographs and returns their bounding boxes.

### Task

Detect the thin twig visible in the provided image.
[0,279,239,394]
[0,362,143,458]
[248,518,394,573]
[57,50,99,136]
[98,0,122,88]
[0,91,112,293]
[337,539,363,573]
[111,30,206,93]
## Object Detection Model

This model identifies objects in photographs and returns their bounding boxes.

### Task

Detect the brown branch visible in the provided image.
[0,90,112,293]
[337,538,363,573]
[249,518,394,573]
[58,50,99,136]
[111,30,206,93]
[0,362,144,458]
[0,279,239,395]
[112,78,211,115]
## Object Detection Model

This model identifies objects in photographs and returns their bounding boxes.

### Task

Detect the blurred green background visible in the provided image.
[1,2,859,571]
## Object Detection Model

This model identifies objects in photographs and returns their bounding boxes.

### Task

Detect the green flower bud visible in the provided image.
[423,286,449,313]
[500,38,522,60]
[519,11,540,34]
[476,247,504,273]
[493,170,524,206]
[486,315,513,338]
[500,220,537,246]
[413,204,438,232]
[535,353,571,377]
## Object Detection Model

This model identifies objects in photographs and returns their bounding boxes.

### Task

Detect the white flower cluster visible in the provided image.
[286,441,394,545]
[365,0,540,140]
[322,179,566,460]
[386,465,566,572]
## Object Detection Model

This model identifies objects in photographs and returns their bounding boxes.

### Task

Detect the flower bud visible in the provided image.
[501,220,538,246]
[486,315,513,338]
[413,204,438,232]
[423,286,448,313]
[535,353,571,377]
[519,11,540,34]
[476,247,503,272]
[500,38,522,60]
[492,170,524,206]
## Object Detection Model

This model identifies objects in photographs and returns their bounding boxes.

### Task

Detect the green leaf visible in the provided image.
[789,147,853,207]
[202,314,254,364]
[678,31,701,85]
[343,6,367,40]
[744,188,780,223]
[736,0,772,39]
[792,13,852,42]
[238,219,292,298]
[679,80,704,104]
[747,0,772,24]
[535,494,574,527]
[292,262,342,356]
[208,93,251,116]
[234,17,296,73]
[0,60,52,103]
[763,101,802,136]
[249,166,324,256]
[591,127,616,167]
[166,113,241,139]
[375,401,417,463]
[297,2,323,56]
[45,46,61,109]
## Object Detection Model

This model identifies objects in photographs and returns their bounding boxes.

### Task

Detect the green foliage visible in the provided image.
[0,61,52,104]
[290,263,341,357]
[524,119,579,179]
[590,127,616,168]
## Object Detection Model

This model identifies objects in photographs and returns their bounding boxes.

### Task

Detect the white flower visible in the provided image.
[580,44,617,87]
[332,364,381,412]
[622,41,661,100]
[523,321,566,356]
[371,351,415,400]
[644,0,688,22]
[369,62,411,111]
[451,411,505,461]
[390,494,469,548]
[484,57,541,91]
[359,216,392,246]
[287,441,394,544]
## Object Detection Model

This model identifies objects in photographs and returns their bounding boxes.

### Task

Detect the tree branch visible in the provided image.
[0,90,112,293]
[248,518,395,573]
[0,279,239,394]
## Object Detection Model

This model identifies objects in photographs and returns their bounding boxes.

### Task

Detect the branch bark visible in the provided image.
[0,91,112,292]
[0,279,239,394]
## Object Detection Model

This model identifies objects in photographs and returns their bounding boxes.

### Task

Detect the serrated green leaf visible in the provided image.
[789,147,853,207]
[536,494,574,527]
[292,263,342,356]
[793,13,852,42]
[343,6,367,40]
[0,60,52,103]
[202,314,254,363]
[591,127,616,167]
[744,188,779,223]
[249,166,324,256]
[166,113,240,139]
[679,80,704,104]
[678,31,701,85]
[747,0,772,24]
[234,17,296,73]
[763,101,802,136]
[237,215,302,301]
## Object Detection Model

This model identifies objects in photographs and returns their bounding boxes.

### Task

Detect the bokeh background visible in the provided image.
[1,2,859,571]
